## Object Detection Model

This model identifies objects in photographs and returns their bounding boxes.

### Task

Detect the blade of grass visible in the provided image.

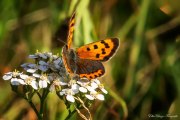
[123,0,152,98]
[117,13,137,41]
[108,88,128,120]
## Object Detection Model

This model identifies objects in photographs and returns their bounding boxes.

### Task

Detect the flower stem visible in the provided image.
[39,89,49,120]
[29,100,39,118]
[65,109,76,120]
[39,99,44,120]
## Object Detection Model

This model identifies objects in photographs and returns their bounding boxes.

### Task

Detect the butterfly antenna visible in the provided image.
[57,38,67,45]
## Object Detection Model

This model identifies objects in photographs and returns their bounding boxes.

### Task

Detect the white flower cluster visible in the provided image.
[2,52,108,103]
[3,52,64,90]
[59,79,108,102]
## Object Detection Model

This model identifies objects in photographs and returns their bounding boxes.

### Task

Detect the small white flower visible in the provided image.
[52,55,59,59]
[96,83,108,94]
[66,95,75,103]
[11,78,20,85]
[3,72,13,80]
[85,94,94,100]
[86,86,96,92]
[18,79,26,85]
[59,88,77,102]
[8,73,25,85]
[29,54,38,59]
[49,58,63,71]
[31,80,38,90]
[21,63,37,70]
[38,53,48,59]
[59,81,68,86]
[93,79,101,84]
[79,87,87,93]
[33,73,41,78]
[54,58,62,64]
[77,80,92,93]
[77,79,90,86]
[87,91,105,101]
[96,94,105,101]
[12,71,21,77]
[27,68,37,73]
[39,74,49,88]
[91,82,98,89]
[45,52,53,58]
[2,71,27,86]
[39,61,49,72]
[39,60,47,65]
[20,74,28,79]
[3,71,21,81]
[22,76,38,90]
[91,79,108,94]
[53,58,62,69]
[101,88,108,94]
[39,80,47,88]
[71,84,80,94]
[28,64,37,68]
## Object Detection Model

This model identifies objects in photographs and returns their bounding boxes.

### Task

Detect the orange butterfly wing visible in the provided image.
[67,12,75,49]
[62,13,75,74]
[76,38,119,61]
[62,13,119,80]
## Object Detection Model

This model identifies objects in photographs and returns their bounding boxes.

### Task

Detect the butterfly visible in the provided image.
[62,13,119,80]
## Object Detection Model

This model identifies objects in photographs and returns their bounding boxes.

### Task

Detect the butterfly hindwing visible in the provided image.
[76,38,119,62]
[76,58,105,79]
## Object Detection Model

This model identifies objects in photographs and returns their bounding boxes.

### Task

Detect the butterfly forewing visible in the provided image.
[76,38,119,62]
[67,13,75,49]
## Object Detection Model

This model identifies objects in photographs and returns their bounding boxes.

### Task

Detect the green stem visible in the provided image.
[56,91,76,120]
[39,99,44,120]
[39,89,49,120]
[65,109,76,120]
[29,100,39,118]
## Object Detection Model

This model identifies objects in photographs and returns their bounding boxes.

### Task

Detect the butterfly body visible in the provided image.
[62,13,119,80]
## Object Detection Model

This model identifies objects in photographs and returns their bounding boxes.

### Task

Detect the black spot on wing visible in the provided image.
[100,40,110,48]
[100,40,105,44]
[102,48,106,54]
[104,43,110,48]
[86,47,90,51]
[96,54,100,58]
[102,48,105,52]
[101,38,119,61]
[94,44,98,49]
[102,51,106,54]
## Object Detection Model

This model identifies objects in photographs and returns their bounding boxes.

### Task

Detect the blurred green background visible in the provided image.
[0,0,180,120]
